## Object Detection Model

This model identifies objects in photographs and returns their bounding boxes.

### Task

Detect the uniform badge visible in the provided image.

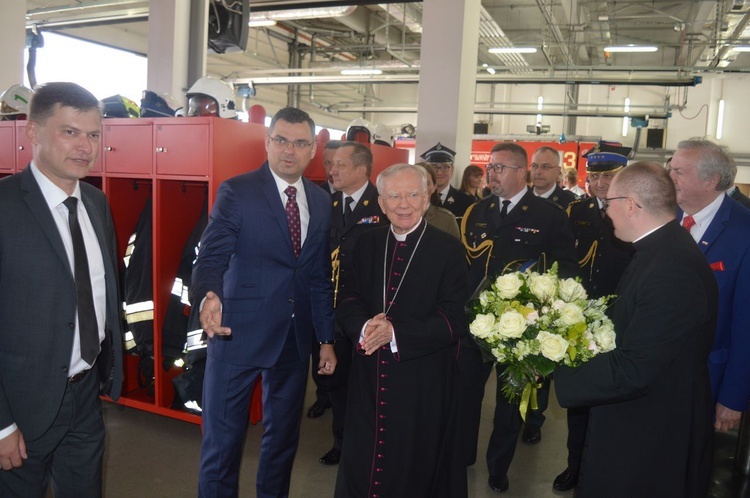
[363,200,369,206]
[333,200,339,207]
[522,205,528,211]
[490,203,495,209]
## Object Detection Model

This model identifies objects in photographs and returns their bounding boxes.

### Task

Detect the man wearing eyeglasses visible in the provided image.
[421,142,475,223]
[555,161,717,498]
[552,146,634,492]
[460,142,577,493]
[669,139,750,438]
[530,146,576,208]
[193,107,337,497]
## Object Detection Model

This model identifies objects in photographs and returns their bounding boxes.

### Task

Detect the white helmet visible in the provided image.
[346,118,372,143]
[0,84,33,118]
[372,123,393,146]
[186,76,237,119]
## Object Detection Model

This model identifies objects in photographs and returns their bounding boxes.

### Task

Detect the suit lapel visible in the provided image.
[80,189,116,283]
[698,195,731,254]
[20,167,73,277]
[259,164,296,259]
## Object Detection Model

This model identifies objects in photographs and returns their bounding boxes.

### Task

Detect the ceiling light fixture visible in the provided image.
[732,46,750,52]
[340,69,383,76]
[486,67,496,75]
[489,47,538,54]
[604,45,658,53]
[248,19,277,27]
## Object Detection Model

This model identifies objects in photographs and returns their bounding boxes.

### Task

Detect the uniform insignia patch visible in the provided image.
[516,226,540,234]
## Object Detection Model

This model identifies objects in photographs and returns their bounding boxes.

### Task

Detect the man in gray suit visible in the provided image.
[0,82,123,497]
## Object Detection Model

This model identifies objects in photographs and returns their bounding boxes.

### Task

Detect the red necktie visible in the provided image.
[682,215,696,232]
[285,186,301,258]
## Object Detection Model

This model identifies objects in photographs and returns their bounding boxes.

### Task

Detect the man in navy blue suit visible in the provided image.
[192,107,336,497]
[669,139,750,432]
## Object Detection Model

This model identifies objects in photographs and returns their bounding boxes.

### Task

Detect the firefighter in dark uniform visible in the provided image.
[423,142,475,223]
[459,142,578,493]
[551,143,634,492]
[315,141,387,466]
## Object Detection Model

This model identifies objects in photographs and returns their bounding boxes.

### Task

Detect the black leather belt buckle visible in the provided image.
[68,369,90,384]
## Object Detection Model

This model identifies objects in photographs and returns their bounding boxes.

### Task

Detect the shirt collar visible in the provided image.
[269,167,305,198]
[683,192,724,229]
[343,181,369,208]
[30,161,82,210]
[535,185,556,199]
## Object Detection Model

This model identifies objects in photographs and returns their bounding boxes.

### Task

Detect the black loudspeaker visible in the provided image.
[474,122,490,134]
[207,0,249,54]
[646,128,665,149]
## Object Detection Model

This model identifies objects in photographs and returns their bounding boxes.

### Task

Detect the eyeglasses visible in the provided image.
[601,196,643,209]
[382,192,426,204]
[588,173,616,182]
[530,163,558,171]
[431,164,453,172]
[268,135,313,150]
[486,163,523,174]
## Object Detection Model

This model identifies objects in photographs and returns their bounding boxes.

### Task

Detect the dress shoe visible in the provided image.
[319,448,341,465]
[306,400,331,419]
[552,468,578,491]
[488,475,509,493]
[521,425,541,444]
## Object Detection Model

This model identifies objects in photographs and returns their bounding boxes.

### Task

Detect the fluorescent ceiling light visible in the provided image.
[489,47,537,54]
[604,45,658,53]
[340,69,383,76]
[732,46,750,52]
[486,67,496,75]
[249,6,356,23]
[248,19,276,27]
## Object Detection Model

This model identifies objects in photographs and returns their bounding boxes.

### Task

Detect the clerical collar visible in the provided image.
[391,218,424,241]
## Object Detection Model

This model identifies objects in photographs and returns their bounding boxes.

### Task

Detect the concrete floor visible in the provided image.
[99,372,749,497]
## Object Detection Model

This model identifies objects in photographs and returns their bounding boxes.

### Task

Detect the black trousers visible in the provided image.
[0,369,105,498]
[565,406,589,472]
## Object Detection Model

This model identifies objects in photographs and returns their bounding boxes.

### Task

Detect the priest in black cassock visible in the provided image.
[334,163,469,498]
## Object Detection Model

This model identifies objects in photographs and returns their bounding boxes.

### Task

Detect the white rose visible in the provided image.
[559,278,588,302]
[528,274,557,302]
[559,303,585,326]
[594,322,617,352]
[525,310,539,325]
[470,314,496,339]
[536,331,570,362]
[494,273,524,299]
[479,291,490,306]
[551,299,566,311]
[495,310,527,339]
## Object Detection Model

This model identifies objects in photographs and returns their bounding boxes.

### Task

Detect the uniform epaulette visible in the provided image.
[538,196,566,211]
[566,197,587,216]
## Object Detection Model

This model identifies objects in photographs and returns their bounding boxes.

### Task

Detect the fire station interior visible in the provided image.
[2,1,750,496]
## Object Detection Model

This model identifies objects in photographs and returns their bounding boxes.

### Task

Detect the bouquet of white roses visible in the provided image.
[467,263,616,417]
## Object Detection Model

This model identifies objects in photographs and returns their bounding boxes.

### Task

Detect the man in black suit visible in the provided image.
[552,148,634,492]
[423,142,474,223]
[530,146,576,209]
[0,82,122,496]
[460,142,578,493]
[317,140,341,197]
[555,162,717,498]
[316,141,387,465]
[729,183,750,209]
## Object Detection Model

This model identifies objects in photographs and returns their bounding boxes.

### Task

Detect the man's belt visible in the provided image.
[68,369,91,384]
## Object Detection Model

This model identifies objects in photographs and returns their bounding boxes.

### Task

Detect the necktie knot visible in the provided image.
[285,185,297,201]
[682,215,696,232]
[500,199,511,218]
[63,196,79,213]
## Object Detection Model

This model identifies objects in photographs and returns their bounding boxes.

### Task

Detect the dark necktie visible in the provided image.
[63,197,100,365]
[285,186,301,258]
[682,215,696,232]
[500,200,511,218]
[344,196,354,224]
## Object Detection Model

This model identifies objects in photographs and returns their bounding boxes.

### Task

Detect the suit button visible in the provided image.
[62,366,68,373]
[288,298,294,303]
[68,323,75,329]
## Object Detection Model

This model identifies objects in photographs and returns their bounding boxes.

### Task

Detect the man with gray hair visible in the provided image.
[335,163,468,497]
[669,139,750,433]
[556,161,717,498]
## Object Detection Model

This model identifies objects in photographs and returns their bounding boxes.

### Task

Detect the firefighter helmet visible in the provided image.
[101,95,140,118]
[0,84,33,119]
[346,118,372,144]
[186,76,237,119]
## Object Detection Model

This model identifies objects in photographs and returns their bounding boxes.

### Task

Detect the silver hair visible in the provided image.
[376,163,428,194]
[676,138,736,191]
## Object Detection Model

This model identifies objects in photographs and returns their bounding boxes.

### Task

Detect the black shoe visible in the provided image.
[553,468,578,491]
[488,475,509,493]
[522,425,541,444]
[306,400,331,419]
[319,448,341,465]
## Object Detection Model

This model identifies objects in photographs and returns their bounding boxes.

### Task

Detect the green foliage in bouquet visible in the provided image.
[467,263,616,414]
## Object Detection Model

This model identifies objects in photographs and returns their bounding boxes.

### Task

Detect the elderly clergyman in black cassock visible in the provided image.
[555,161,718,498]
[334,163,469,498]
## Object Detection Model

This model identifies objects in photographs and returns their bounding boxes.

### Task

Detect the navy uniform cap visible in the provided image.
[420,142,456,164]
[584,141,633,173]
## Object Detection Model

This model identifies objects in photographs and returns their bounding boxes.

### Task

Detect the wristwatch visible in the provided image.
[319,340,335,345]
